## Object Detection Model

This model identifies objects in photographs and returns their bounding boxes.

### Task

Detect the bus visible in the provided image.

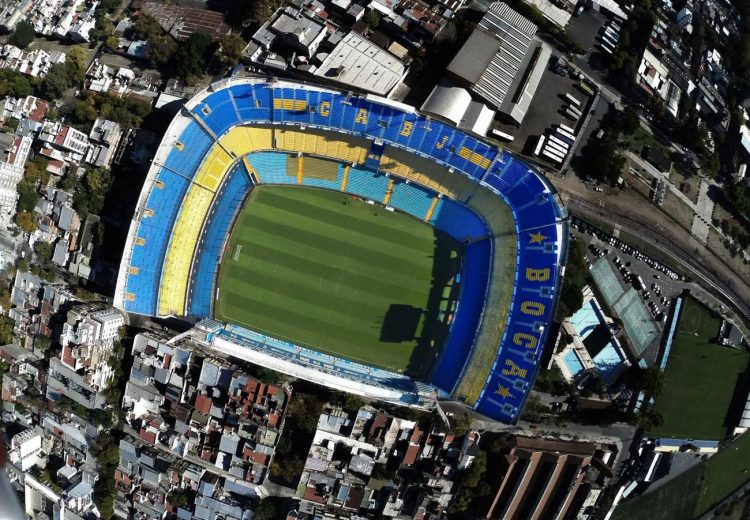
[548,134,570,150]
[564,93,581,107]
[579,82,594,96]
[608,20,621,32]
[533,135,546,156]
[544,145,566,160]
[565,108,580,120]
[557,127,576,140]
[545,139,568,155]
[491,128,515,142]
[557,123,576,135]
[600,43,614,55]
[542,149,563,164]
[554,131,575,145]
[604,27,619,41]
[568,105,582,117]
[602,33,618,47]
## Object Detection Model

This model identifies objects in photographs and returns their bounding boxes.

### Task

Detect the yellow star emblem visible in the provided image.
[529,231,548,244]
[496,385,511,398]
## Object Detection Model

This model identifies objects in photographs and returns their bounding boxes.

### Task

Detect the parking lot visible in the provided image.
[499,55,595,165]
[570,217,691,363]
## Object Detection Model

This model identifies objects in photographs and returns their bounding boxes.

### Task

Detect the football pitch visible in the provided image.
[650,296,749,440]
[215,185,461,377]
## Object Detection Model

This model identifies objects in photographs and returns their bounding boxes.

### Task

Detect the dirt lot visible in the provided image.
[669,170,701,204]
[659,189,696,231]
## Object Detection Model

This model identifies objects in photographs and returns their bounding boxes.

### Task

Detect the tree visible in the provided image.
[134,14,163,41]
[219,34,247,67]
[15,211,37,233]
[40,64,71,99]
[147,35,177,68]
[74,167,112,217]
[65,46,88,84]
[621,106,640,135]
[34,241,53,262]
[16,180,38,212]
[9,21,34,49]
[105,35,119,50]
[175,32,214,81]
[556,239,588,319]
[254,499,277,520]
[364,10,381,28]
[73,100,98,126]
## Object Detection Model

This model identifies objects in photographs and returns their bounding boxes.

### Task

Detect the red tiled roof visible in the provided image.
[62,345,75,367]
[403,443,420,466]
[303,486,326,504]
[268,414,280,428]
[139,428,156,444]
[194,394,212,414]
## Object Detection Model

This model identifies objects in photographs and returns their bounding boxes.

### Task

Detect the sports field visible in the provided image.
[650,296,749,440]
[215,185,461,377]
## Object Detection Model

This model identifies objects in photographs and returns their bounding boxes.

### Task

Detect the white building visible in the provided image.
[9,429,42,471]
[676,5,692,28]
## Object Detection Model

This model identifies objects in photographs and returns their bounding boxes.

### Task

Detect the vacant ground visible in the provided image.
[215,185,460,377]
[650,297,749,440]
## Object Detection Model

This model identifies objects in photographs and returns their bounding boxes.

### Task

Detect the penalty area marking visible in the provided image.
[233,245,243,261]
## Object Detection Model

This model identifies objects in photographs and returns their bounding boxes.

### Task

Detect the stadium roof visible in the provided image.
[421,85,496,136]
[446,2,548,124]
[314,32,407,97]
[421,85,472,125]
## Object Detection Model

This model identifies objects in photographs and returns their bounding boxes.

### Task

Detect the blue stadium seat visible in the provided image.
[246,153,293,184]
[124,168,191,315]
[193,88,240,137]
[163,122,214,177]
[388,181,434,220]
[232,84,273,123]
[431,238,492,393]
[187,162,252,317]
[429,199,489,242]
[345,168,390,202]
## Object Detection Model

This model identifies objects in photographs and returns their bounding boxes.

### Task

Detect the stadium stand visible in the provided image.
[163,121,214,176]
[430,198,490,242]
[388,181,435,220]
[345,167,391,202]
[115,78,567,424]
[188,162,252,317]
[431,238,492,392]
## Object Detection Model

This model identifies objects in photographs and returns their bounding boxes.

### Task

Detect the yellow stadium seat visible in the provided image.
[159,185,214,316]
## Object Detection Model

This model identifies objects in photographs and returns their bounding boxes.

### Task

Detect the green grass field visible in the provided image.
[650,297,749,440]
[215,185,460,377]
[612,432,750,520]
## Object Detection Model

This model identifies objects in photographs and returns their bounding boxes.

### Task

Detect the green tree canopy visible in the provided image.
[219,34,247,67]
[175,32,214,81]
[9,21,34,49]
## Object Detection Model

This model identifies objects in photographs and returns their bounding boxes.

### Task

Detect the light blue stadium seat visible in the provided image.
[247,153,293,184]
[345,168,390,202]
[388,181,434,220]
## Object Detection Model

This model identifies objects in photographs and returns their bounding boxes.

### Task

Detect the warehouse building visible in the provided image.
[446,2,550,125]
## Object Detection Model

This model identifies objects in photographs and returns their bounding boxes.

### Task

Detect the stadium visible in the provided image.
[113,78,568,424]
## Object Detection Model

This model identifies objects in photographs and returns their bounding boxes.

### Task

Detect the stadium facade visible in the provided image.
[114,77,568,424]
